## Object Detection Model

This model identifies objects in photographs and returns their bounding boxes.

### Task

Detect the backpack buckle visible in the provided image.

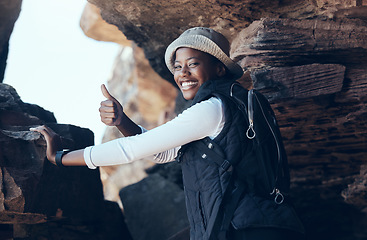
[221,160,232,171]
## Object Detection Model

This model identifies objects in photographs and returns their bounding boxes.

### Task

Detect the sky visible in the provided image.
[3,0,120,144]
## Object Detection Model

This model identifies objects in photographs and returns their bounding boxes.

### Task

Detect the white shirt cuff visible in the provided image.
[84,146,97,169]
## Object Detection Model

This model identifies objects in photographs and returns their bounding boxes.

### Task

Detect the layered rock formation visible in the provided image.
[88,0,367,84]
[0,83,132,239]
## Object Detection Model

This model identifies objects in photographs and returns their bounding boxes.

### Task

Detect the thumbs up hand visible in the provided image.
[99,84,124,126]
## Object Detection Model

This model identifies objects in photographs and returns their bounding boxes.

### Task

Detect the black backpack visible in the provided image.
[229,82,290,203]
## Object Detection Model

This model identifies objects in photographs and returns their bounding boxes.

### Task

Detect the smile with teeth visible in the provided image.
[181,81,198,90]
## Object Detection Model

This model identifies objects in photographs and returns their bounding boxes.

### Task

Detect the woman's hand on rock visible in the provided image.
[30,125,62,165]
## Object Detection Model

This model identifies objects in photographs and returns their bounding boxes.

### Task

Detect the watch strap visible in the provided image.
[55,150,69,167]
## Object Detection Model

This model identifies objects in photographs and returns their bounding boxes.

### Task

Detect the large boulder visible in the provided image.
[0,0,22,82]
[0,83,132,239]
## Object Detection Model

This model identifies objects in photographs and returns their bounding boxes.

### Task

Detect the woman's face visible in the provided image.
[173,48,224,100]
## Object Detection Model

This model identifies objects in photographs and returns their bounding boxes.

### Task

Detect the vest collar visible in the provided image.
[192,77,236,105]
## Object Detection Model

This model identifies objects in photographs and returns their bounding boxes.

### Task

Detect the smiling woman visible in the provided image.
[3,0,119,144]
[30,26,304,240]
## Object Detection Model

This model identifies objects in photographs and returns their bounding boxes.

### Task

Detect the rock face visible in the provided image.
[88,0,366,84]
[0,0,22,82]
[80,2,130,46]
[232,18,367,76]
[120,173,189,240]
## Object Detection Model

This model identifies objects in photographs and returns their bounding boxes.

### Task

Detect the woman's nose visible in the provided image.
[180,65,189,76]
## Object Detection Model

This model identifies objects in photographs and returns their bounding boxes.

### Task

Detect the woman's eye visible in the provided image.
[174,65,182,71]
[189,62,199,67]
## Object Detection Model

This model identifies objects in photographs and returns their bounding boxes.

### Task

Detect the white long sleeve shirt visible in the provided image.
[83,97,225,169]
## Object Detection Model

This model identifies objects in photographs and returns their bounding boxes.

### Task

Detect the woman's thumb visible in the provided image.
[101,84,115,101]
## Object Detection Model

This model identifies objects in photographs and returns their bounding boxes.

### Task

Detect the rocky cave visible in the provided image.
[0,0,367,239]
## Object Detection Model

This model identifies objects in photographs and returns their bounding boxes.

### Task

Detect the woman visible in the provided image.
[31,27,304,239]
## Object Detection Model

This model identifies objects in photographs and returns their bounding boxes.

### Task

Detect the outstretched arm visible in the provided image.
[99,84,141,137]
[30,97,224,168]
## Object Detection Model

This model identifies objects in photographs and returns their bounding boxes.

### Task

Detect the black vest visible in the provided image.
[177,79,304,240]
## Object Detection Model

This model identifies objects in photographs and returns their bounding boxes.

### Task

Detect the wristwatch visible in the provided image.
[55,150,70,167]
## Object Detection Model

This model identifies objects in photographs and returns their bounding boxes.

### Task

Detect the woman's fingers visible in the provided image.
[99,101,115,113]
[100,112,115,118]
[30,125,53,139]
[101,117,114,125]
[100,99,114,108]
[29,125,47,133]
[99,102,117,125]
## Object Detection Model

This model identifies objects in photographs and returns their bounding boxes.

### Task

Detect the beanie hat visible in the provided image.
[165,27,243,79]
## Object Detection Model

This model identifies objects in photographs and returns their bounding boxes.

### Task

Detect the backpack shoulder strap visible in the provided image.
[192,138,245,240]
[252,90,287,203]
[193,137,232,171]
